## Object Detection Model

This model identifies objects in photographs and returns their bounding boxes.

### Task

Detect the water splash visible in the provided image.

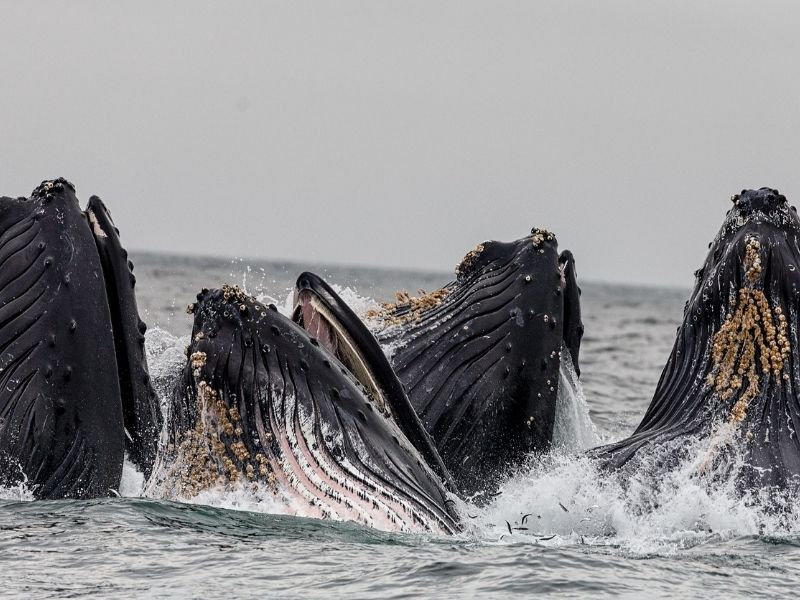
[145,327,190,403]
[0,475,33,502]
[120,458,146,497]
[553,349,599,452]
[473,430,800,555]
[250,283,380,321]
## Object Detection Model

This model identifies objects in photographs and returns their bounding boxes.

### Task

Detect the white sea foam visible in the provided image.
[472,431,800,555]
[328,284,382,318]
[0,474,33,502]
[189,484,298,517]
[119,458,146,497]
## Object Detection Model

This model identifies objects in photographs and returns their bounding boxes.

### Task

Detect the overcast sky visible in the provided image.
[1,1,798,287]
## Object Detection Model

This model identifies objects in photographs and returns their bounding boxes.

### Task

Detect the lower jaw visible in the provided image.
[156,385,451,534]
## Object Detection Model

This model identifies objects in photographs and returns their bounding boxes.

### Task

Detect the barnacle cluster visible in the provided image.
[190,351,207,377]
[744,236,763,282]
[365,287,450,327]
[167,380,277,498]
[222,283,251,304]
[531,228,555,249]
[706,237,790,427]
[455,243,486,278]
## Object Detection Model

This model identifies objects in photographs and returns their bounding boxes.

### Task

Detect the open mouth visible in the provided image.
[292,289,391,417]
[290,274,457,493]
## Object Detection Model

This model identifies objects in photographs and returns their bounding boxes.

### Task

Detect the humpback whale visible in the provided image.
[595,188,800,493]
[0,179,160,499]
[312,230,584,497]
[155,286,460,533]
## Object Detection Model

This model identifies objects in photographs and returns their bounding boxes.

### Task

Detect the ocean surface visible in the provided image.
[1,252,798,598]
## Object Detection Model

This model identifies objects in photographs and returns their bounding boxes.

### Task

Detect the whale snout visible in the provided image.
[706,188,800,289]
[732,187,788,216]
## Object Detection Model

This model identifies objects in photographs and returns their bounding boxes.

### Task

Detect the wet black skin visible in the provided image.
[86,196,162,474]
[292,271,456,492]
[373,231,584,498]
[559,250,584,377]
[0,179,159,498]
[594,188,800,492]
[170,289,460,532]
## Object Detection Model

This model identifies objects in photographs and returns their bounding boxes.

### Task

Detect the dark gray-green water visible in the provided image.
[1,253,797,598]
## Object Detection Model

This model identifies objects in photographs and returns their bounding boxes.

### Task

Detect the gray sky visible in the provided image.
[2,1,798,287]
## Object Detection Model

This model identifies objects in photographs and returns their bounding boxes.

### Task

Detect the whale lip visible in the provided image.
[85,194,161,477]
[292,272,458,493]
[558,249,583,376]
[292,274,386,410]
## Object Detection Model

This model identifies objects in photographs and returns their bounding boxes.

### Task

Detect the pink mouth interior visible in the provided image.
[295,290,337,356]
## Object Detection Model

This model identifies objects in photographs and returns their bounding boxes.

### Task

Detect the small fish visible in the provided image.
[521,513,532,524]
[559,502,569,512]
[505,521,513,535]
[538,535,556,541]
